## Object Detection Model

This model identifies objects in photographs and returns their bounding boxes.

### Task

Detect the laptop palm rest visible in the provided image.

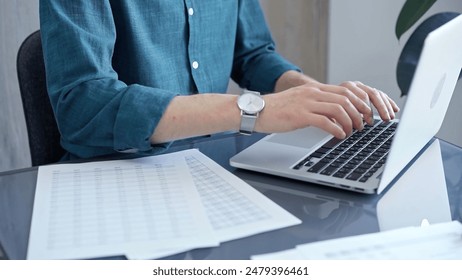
[266,127,331,149]
[231,126,332,174]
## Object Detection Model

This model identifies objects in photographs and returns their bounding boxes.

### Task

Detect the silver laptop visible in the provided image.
[230,14,462,194]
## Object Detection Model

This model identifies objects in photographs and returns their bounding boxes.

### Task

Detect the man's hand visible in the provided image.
[337,80,399,123]
[257,73,399,139]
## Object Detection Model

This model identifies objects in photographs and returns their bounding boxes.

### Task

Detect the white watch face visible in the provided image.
[237,93,265,114]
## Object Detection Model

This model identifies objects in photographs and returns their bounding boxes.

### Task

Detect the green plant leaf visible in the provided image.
[395,0,438,40]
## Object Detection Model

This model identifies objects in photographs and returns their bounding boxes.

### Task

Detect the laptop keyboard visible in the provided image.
[293,120,397,183]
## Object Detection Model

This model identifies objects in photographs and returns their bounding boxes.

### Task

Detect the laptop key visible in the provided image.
[307,160,330,173]
[324,154,337,160]
[322,137,343,149]
[311,152,325,158]
[338,167,352,174]
[346,172,362,181]
[320,166,337,176]
[353,167,368,174]
[330,162,342,168]
[333,171,347,178]
[364,172,374,178]
[359,177,369,182]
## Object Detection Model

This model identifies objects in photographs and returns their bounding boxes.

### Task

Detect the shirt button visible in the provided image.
[192,61,199,69]
[188,8,194,16]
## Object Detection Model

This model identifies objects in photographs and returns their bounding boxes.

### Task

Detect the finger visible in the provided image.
[386,95,400,113]
[314,91,364,132]
[378,90,396,119]
[356,83,391,121]
[308,114,346,139]
[340,81,374,125]
[319,83,373,124]
[309,100,356,136]
[339,81,369,102]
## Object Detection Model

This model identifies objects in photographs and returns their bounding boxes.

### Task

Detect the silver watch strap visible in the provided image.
[239,112,258,135]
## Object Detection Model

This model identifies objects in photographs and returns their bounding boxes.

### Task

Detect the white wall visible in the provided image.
[328,0,462,146]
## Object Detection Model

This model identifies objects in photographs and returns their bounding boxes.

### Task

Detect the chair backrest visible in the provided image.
[17,30,65,166]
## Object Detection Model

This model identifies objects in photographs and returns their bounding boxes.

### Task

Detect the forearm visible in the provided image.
[150,94,240,143]
[151,71,320,143]
[274,70,318,92]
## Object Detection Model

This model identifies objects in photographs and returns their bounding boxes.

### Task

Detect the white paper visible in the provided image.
[252,221,462,260]
[297,220,462,259]
[251,248,303,260]
[126,149,302,259]
[27,152,218,260]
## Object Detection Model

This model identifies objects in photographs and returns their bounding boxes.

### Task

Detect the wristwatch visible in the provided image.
[237,91,265,135]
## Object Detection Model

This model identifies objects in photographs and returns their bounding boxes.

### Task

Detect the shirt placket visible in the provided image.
[184,0,205,93]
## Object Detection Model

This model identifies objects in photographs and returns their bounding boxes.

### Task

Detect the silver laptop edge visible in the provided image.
[378,16,462,193]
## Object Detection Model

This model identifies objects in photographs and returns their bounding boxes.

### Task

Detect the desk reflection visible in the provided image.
[236,140,452,245]
[377,139,451,231]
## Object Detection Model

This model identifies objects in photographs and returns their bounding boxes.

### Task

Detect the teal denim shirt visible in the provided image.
[39,0,300,159]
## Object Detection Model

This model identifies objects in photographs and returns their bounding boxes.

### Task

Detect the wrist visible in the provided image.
[275,70,318,92]
[237,91,265,135]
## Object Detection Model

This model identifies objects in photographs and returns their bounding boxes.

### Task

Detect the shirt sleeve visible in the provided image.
[40,0,176,158]
[231,0,301,93]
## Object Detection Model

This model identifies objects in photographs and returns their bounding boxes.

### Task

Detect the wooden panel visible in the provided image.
[0,1,39,171]
[260,0,329,82]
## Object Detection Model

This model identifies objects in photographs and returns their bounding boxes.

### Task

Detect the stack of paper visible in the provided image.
[27,149,301,259]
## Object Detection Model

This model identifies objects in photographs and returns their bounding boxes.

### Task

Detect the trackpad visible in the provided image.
[266,127,331,149]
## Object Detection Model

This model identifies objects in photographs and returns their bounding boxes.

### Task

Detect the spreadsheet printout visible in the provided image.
[27,153,217,260]
[185,149,301,241]
[126,149,302,259]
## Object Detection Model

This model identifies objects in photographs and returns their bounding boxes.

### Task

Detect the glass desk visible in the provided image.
[0,133,461,259]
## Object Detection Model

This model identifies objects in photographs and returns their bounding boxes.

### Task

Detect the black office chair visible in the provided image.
[17,30,65,166]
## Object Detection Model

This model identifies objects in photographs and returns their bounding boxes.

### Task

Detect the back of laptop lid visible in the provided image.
[378,14,462,194]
